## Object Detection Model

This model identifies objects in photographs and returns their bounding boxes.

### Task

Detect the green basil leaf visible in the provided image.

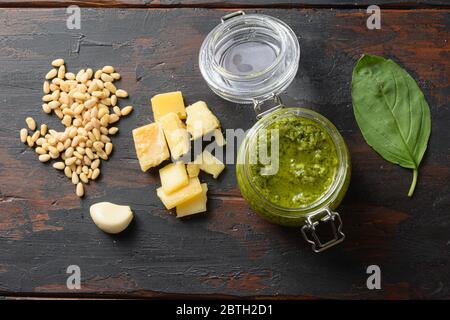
[351,54,431,197]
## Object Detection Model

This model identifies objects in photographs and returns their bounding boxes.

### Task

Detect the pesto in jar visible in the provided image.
[249,116,339,208]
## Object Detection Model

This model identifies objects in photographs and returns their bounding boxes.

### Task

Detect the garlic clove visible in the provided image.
[89,202,133,234]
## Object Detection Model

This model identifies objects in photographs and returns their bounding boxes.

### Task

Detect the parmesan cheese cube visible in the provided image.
[185,101,220,140]
[195,150,225,179]
[159,112,190,159]
[151,91,186,121]
[132,123,169,172]
[159,162,189,194]
[186,163,200,178]
[176,183,208,218]
[156,177,202,210]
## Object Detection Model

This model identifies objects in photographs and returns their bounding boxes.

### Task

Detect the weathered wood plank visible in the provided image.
[0,0,448,9]
[0,8,449,298]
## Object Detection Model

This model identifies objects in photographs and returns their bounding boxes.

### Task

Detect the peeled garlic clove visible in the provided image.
[89,202,133,234]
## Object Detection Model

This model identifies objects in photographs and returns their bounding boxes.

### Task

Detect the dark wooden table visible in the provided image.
[0,0,449,299]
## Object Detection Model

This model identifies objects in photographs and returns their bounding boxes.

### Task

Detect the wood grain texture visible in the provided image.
[0,0,448,9]
[0,8,448,299]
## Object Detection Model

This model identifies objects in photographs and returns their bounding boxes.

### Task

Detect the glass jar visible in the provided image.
[199,11,300,104]
[199,11,351,252]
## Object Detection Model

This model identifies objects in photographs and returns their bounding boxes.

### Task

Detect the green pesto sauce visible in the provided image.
[250,116,339,208]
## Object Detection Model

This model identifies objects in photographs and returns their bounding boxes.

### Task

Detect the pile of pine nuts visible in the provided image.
[20,59,133,197]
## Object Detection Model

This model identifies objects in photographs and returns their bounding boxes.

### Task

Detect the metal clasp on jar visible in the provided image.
[253,93,284,119]
[301,208,345,253]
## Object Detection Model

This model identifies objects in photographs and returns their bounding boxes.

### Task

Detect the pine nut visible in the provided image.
[112,106,121,117]
[73,118,82,127]
[100,114,109,127]
[65,72,75,80]
[46,68,57,80]
[56,142,65,152]
[54,109,64,119]
[50,83,59,92]
[104,82,116,94]
[62,115,72,127]
[108,127,119,135]
[84,156,92,166]
[43,81,50,94]
[93,128,101,140]
[94,69,102,79]
[26,117,36,131]
[101,73,113,82]
[64,166,72,178]
[72,172,79,184]
[105,142,113,155]
[85,98,97,108]
[108,114,119,124]
[73,151,83,160]
[58,65,65,79]
[76,182,84,197]
[100,127,108,135]
[40,124,48,136]
[52,58,65,67]
[65,157,77,166]
[42,103,51,113]
[53,162,65,170]
[91,159,100,170]
[51,90,60,101]
[27,136,34,147]
[49,149,60,159]
[31,131,40,143]
[102,66,114,73]
[20,128,28,143]
[110,95,117,106]
[115,89,128,98]
[121,106,133,116]
[91,168,100,180]
[36,147,47,155]
[80,172,89,184]
[39,154,51,162]
[100,135,110,144]
[111,73,121,80]
[97,150,108,160]
[36,138,45,146]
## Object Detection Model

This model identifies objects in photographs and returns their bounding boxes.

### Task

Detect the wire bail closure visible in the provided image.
[253,93,284,119]
[301,208,345,253]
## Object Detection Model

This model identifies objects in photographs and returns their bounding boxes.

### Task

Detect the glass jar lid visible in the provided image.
[199,11,300,104]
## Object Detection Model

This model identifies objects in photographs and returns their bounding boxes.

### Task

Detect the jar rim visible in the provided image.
[199,13,300,104]
[241,108,350,218]
[209,15,287,81]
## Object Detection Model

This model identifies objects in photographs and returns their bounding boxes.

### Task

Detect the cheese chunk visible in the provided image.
[159,112,190,159]
[132,123,169,171]
[213,129,226,147]
[185,101,220,140]
[89,202,134,234]
[157,177,202,209]
[186,163,200,178]
[176,183,208,218]
[151,91,186,121]
[195,150,225,179]
[159,162,189,194]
